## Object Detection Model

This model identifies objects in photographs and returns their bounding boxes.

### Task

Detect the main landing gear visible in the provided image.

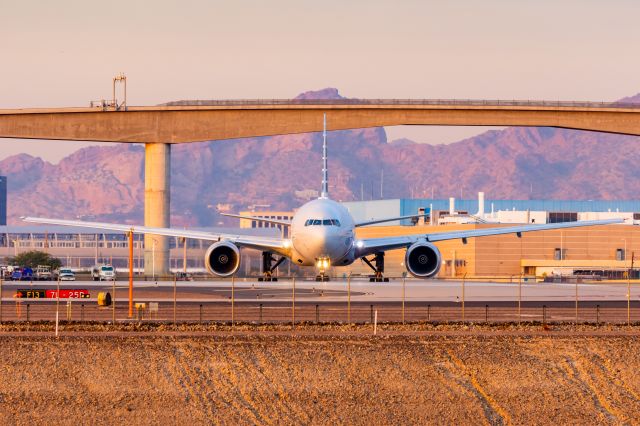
[362,252,389,282]
[258,251,286,282]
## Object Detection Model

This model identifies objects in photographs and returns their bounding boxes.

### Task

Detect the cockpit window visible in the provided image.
[305,218,341,226]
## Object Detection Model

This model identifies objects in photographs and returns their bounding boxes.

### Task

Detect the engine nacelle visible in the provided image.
[405,242,442,278]
[205,241,241,277]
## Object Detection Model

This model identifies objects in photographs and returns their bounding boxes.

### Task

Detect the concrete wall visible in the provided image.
[0,176,5,226]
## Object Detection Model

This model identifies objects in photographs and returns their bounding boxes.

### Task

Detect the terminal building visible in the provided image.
[2,194,640,280]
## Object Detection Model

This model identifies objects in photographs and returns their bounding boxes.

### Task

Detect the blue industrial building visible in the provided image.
[0,176,5,226]
[343,198,640,226]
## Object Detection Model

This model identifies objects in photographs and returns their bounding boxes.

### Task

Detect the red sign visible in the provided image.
[45,289,90,299]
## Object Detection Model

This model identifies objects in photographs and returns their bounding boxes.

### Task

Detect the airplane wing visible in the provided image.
[356,218,625,257]
[220,212,291,226]
[21,217,289,254]
[355,214,429,227]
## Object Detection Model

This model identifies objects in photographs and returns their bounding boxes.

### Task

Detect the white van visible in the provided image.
[92,265,116,281]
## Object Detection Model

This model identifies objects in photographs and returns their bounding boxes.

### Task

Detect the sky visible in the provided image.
[1,0,640,162]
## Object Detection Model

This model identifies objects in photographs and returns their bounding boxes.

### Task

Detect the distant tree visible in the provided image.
[8,251,62,269]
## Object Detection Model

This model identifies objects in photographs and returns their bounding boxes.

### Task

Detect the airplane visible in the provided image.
[23,114,625,282]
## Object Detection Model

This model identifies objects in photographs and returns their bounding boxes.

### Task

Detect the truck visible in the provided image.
[11,267,33,281]
[91,265,116,281]
[34,265,52,281]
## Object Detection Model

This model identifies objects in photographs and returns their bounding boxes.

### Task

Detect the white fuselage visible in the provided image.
[289,198,356,267]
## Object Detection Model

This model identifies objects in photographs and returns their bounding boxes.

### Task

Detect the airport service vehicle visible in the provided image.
[23,115,626,282]
[34,265,52,281]
[91,265,116,281]
[0,266,10,280]
[57,268,76,281]
[175,271,193,281]
[11,267,33,281]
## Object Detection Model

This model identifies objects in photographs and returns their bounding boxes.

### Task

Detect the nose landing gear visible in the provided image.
[362,252,389,282]
[259,251,286,282]
[315,273,330,282]
[315,258,331,282]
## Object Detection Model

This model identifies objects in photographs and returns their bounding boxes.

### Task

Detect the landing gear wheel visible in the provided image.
[363,252,387,282]
[260,252,285,282]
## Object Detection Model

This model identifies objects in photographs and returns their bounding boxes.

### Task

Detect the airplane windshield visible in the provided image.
[304,219,341,226]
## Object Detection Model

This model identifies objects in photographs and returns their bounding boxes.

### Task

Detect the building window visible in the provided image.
[548,212,578,223]
[634,213,640,221]
[616,248,626,261]
[554,248,567,260]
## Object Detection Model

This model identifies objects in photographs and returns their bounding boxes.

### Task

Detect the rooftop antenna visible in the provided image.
[320,113,329,198]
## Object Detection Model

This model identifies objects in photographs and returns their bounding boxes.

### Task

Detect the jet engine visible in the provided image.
[205,241,241,277]
[405,242,442,278]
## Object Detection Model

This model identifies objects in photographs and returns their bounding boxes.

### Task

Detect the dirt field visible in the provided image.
[1,325,640,425]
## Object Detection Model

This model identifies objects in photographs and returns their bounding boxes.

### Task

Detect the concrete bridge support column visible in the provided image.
[144,143,171,277]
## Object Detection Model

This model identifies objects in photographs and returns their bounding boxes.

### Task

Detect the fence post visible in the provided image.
[259,303,263,323]
[199,304,203,324]
[231,275,235,328]
[315,304,319,323]
[575,280,579,325]
[173,276,177,328]
[347,274,351,323]
[461,274,466,322]
[427,304,431,322]
[518,273,522,324]
[292,276,296,329]
[596,304,600,325]
[543,305,547,325]
[112,279,116,324]
[402,276,406,325]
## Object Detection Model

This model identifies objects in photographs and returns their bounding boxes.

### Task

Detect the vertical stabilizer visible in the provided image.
[320,113,329,198]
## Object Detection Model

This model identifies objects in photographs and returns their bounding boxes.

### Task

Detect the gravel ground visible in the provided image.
[1,324,639,425]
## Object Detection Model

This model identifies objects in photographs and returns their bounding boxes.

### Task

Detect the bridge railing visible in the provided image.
[162,98,640,109]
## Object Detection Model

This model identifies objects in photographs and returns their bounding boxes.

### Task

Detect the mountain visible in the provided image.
[1,89,640,225]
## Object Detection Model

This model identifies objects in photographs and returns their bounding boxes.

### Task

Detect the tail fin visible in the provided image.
[320,113,329,198]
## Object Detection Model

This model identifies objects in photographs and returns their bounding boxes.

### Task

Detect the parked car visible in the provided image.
[91,265,116,281]
[175,271,193,281]
[57,268,76,281]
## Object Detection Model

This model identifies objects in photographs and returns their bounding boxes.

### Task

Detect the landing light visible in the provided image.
[283,240,291,249]
[316,259,330,269]
[356,240,364,248]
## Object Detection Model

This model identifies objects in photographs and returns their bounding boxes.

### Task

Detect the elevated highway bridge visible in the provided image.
[1,98,639,275]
